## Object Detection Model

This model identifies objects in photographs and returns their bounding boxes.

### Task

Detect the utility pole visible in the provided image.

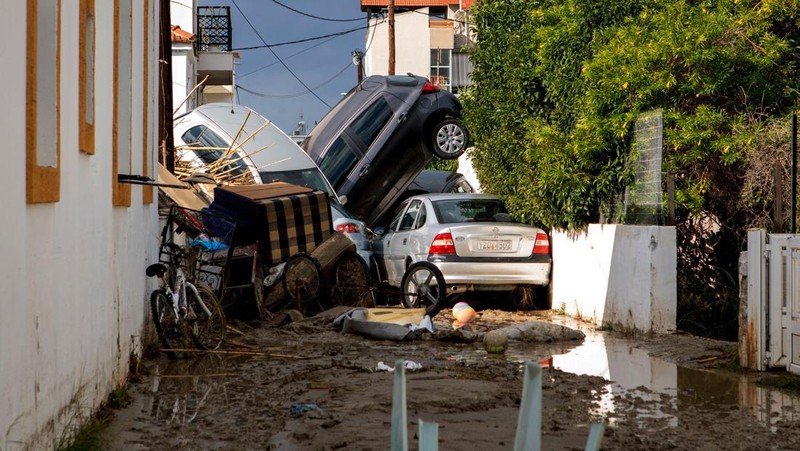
[352,50,364,83]
[159,0,174,172]
[388,0,395,75]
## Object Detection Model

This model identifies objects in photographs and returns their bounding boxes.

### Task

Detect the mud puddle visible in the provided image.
[502,330,800,433]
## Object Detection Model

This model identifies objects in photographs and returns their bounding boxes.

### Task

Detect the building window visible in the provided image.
[113,0,132,206]
[430,48,451,91]
[26,0,61,204]
[79,0,95,155]
[429,6,447,21]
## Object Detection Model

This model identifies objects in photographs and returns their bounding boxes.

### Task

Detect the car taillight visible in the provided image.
[532,232,550,254]
[336,223,361,234]
[429,232,456,255]
[422,81,440,94]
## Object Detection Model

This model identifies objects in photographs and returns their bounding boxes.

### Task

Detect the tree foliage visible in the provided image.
[462,0,800,338]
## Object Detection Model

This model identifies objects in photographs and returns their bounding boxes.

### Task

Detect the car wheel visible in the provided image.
[400,261,445,317]
[430,118,468,159]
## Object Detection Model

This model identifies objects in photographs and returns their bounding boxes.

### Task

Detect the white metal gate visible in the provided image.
[787,237,800,375]
[745,230,794,372]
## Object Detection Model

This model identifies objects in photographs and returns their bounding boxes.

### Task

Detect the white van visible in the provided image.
[173,103,372,266]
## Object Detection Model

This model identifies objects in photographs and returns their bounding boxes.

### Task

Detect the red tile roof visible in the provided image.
[361,0,473,9]
[171,25,195,44]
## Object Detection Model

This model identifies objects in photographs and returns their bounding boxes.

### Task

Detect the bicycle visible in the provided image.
[146,242,227,359]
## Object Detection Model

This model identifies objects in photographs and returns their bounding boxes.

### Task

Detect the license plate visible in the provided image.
[478,240,511,251]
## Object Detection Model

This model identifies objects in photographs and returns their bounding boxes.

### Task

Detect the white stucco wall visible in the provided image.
[0,2,159,449]
[172,0,197,34]
[171,0,197,115]
[457,148,481,192]
[365,9,431,77]
[551,225,677,334]
[172,48,197,115]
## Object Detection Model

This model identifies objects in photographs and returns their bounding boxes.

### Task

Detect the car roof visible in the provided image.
[179,103,323,173]
[407,170,473,193]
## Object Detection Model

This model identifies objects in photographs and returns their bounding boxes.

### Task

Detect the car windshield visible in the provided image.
[181,125,250,178]
[259,168,336,199]
[432,198,513,223]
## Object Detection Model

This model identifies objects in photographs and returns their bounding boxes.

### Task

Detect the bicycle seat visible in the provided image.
[146,263,169,278]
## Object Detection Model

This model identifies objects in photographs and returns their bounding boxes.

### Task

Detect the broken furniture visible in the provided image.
[206,182,372,317]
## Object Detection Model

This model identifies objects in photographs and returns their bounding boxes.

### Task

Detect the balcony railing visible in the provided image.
[197,6,231,52]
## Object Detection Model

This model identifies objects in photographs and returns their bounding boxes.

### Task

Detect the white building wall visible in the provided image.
[172,0,196,34]
[0,1,160,449]
[171,0,197,114]
[551,225,677,334]
[172,48,196,115]
[365,10,431,77]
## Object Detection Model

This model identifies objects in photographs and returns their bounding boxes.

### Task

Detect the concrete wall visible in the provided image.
[365,9,431,77]
[172,0,196,34]
[552,225,677,334]
[0,1,160,448]
[172,48,196,115]
[172,0,197,115]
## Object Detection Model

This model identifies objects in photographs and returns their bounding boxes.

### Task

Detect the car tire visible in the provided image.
[430,118,468,159]
[400,261,445,317]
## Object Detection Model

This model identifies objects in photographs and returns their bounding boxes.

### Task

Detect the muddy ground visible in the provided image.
[101,307,800,450]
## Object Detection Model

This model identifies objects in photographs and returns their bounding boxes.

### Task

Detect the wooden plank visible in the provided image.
[311,231,356,275]
[157,163,208,210]
[366,308,426,325]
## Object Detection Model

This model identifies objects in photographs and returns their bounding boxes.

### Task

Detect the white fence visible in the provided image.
[551,225,677,334]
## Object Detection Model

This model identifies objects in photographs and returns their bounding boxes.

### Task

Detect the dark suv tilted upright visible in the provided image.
[302,74,468,228]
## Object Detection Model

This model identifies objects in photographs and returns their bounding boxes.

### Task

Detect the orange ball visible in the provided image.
[452,302,476,324]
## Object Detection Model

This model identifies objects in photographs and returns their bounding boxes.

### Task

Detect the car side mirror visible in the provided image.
[373,227,385,237]
[338,194,348,205]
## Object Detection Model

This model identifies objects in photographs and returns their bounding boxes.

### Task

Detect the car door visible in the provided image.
[382,199,423,286]
[335,78,429,226]
[316,134,364,194]
[334,95,398,218]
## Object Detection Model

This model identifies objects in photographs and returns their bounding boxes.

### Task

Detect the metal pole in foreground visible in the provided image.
[792,111,797,232]
[388,0,395,75]
[391,359,408,451]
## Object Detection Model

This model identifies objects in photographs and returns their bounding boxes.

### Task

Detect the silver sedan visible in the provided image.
[371,193,551,313]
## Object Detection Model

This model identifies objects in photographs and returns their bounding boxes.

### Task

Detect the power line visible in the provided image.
[240,15,379,92]
[231,24,371,51]
[268,0,364,22]
[237,61,353,99]
[237,14,385,80]
[387,6,469,25]
[237,35,339,79]
[230,0,331,108]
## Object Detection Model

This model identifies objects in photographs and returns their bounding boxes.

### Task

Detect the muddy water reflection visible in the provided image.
[148,354,233,425]
[506,331,800,431]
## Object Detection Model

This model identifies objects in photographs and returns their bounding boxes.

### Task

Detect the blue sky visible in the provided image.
[198,1,370,135]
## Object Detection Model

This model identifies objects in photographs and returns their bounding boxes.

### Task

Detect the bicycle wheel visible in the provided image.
[400,261,445,317]
[150,289,190,359]
[185,283,227,350]
[283,253,323,304]
[332,251,374,308]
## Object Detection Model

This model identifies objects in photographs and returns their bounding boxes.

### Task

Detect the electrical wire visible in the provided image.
[396,6,469,25]
[230,0,331,108]
[237,35,339,79]
[237,61,353,99]
[231,24,371,51]
[267,0,364,22]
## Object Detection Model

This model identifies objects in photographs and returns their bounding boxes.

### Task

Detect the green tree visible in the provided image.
[463,0,800,338]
